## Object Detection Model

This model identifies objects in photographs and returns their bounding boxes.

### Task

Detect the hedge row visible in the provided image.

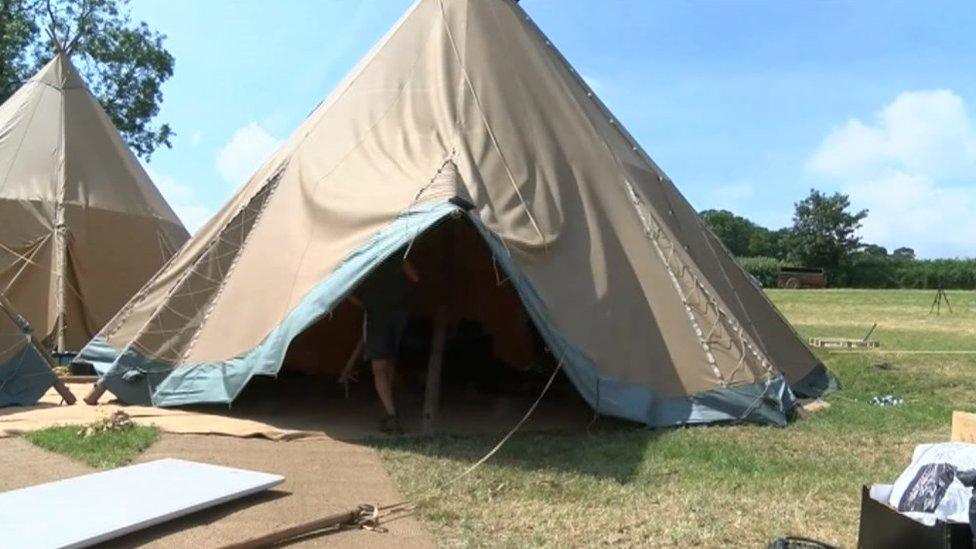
[736,256,784,287]
[843,256,976,289]
[735,256,976,289]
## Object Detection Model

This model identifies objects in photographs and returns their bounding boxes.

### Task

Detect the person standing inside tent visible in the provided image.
[348,251,420,433]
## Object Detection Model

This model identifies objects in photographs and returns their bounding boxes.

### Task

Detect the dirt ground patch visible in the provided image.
[0,437,91,491]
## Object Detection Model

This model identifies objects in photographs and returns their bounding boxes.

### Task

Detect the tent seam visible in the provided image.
[0,79,48,196]
[437,0,550,252]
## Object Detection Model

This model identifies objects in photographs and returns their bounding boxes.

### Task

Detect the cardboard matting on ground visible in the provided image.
[0,458,282,548]
[0,383,324,440]
[0,432,436,548]
[116,435,436,548]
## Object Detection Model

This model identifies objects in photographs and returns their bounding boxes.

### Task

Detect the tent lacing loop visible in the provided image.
[622,179,725,385]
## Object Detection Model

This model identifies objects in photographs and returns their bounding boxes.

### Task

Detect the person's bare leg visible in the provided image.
[372,358,397,416]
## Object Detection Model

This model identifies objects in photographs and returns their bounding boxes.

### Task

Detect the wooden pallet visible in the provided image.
[808,337,880,349]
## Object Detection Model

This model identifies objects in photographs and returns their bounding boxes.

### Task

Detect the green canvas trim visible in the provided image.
[788,362,840,399]
[0,339,57,407]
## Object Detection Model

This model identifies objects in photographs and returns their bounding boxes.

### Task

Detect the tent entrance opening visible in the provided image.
[237,214,592,436]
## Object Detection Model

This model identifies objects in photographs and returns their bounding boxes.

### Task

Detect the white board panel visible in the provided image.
[0,458,284,548]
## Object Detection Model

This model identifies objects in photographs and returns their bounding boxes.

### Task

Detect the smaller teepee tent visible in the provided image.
[0,293,64,406]
[0,53,189,354]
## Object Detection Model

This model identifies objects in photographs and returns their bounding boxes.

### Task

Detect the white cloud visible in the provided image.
[845,171,976,258]
[807,90,976,258]
[148,169,213,234]
[216,122,281,186]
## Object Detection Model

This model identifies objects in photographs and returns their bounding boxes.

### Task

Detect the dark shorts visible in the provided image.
[363,307,409,360]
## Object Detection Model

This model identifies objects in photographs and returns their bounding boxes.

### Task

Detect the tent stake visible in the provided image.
[217,505,378,549]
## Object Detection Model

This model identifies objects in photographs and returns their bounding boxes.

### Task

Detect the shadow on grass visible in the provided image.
[369,419,664,484]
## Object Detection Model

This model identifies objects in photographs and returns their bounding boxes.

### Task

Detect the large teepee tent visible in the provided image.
[77,0,835,426]
[0,53,189,354]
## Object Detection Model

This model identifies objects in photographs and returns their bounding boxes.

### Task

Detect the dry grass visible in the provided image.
[375,289,976,547]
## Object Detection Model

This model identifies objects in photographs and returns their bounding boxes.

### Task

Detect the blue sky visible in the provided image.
[130,0,976,259]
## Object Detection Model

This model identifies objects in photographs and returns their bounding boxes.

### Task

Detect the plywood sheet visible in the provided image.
[0,458,283,548]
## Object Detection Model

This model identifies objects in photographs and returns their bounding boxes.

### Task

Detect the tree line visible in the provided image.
[1,0,173,159]
[701,189,975,289]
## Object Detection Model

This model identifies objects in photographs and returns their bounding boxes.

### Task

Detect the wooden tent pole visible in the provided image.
[83,379,106,405]
[421,219,457,434]
[1,293,76,404]
[34,332,76,405]
[338,337,364,398]
[51,378,76,405]
[422,306,448,434]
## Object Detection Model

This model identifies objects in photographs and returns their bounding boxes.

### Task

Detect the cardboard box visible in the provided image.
[951,411,976,444]
[858,484,973,548]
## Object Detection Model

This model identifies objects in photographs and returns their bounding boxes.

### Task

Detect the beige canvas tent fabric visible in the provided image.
[0,54,189,353]
[79,0,834,426]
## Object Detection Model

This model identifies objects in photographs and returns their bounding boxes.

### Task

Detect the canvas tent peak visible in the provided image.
[44,27,65,55]
[0,52,189,354]
[76,0,836,427]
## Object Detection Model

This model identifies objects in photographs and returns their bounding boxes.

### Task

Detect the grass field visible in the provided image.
[375,289,976,547]
[25,425,159,468]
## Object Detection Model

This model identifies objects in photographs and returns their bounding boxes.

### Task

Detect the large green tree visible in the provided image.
[0,0,37,99]
[784,189,868,274]
[699,209,755,256]
[748,226,788,259]
[0,0,173,158]
[699,209,789,258]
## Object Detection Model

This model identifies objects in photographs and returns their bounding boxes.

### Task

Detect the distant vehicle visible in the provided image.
[777,267,827,289]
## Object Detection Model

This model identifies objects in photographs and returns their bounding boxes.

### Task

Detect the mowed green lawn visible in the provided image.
[374,289,976,547]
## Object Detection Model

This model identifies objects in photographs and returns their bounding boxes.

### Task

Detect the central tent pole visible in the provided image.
[422,306,448,433]
[421,217,457,433]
